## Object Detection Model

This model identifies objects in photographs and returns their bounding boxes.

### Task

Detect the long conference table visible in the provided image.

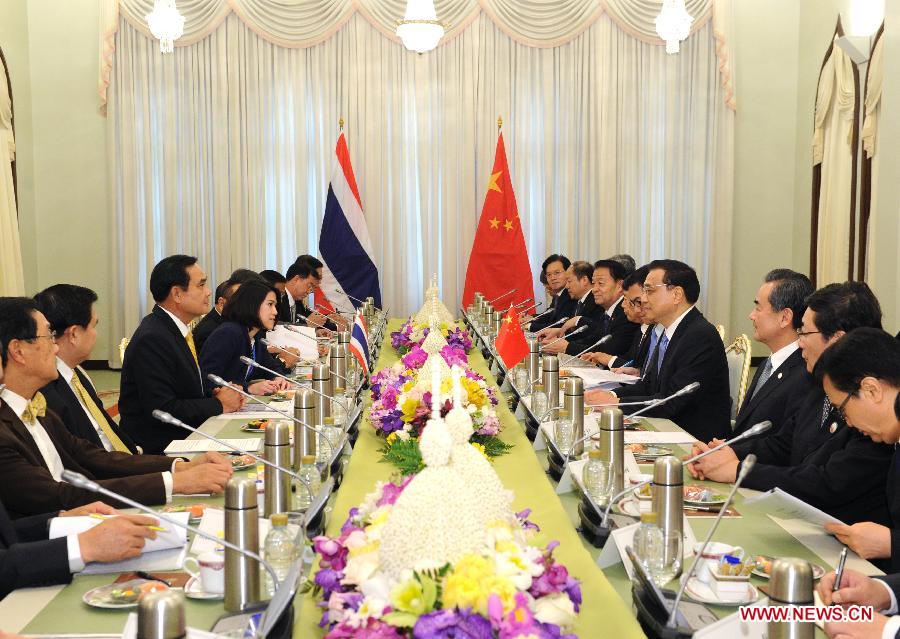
[3,318,880,637]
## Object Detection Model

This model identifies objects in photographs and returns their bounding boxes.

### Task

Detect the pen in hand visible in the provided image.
[89,512,167,533]
[833,546,848,593]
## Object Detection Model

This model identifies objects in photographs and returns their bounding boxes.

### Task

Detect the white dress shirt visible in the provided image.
[766,340,800,374]
[159,305,201,388]
[285,288,297,321]
[663,305,696,341]
[0,391,85,572]
[605,295,623,318]
[608,322,648,369]
[57,358,113,452]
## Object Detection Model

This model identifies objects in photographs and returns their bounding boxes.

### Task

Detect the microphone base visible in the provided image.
[211,598,294,639]
[547,448,567,481]
[524,416,539,442]
[577,500,613,548]
[633,583,694,639]
[329,455,346,490]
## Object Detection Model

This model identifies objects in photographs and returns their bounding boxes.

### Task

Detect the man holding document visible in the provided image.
[816,329,900,570]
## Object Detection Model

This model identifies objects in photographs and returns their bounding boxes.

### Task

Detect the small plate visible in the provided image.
[752,555,826,580]
[161,503,208,524]
[184,576,224,601]
[241,419,269,433]
[683,486,728,507]
[83,579,168,609]
[628,444,672,460]
[682,577,759,606]
[617,497,642,517]
[229,454,256,471]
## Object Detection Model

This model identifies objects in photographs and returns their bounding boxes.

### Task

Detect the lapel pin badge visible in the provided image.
[829,422,838,434]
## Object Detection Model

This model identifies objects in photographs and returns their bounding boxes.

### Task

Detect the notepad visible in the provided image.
[164,438,262,454]
[623,431,698,445]
[565,368,640,388]
[742,487,844,527]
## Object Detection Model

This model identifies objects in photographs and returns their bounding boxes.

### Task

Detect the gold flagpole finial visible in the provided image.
[339,117,345,131]
[497,116,503,131]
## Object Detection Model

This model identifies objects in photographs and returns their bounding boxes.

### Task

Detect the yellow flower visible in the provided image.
[387,432,397,444]
[390,579,428,615]
[443,555,496,615]
[471,442,488,460]
[484,575,518,613]
[401,397,420,422]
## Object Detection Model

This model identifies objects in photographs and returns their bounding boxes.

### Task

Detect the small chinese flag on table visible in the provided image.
[495,308,529,368]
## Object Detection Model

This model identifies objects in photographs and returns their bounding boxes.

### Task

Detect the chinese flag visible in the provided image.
[495,308,529,368]
[462,132,534,311]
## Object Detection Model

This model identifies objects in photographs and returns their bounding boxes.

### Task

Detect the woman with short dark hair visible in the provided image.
[199,279,291,395]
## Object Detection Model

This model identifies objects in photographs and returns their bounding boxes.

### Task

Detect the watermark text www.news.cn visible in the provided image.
[739,605,874,623]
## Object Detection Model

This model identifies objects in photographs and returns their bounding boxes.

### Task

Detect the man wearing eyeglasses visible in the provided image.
[688,282,893,526]
[0,297,233,518]
[584,259,732,442]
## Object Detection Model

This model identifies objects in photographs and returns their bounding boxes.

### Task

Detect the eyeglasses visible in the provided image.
[836,391,855,421]
[642,283,672,295]
[795,328,821,338]
[626,297,643,309]
[24,331,57,343]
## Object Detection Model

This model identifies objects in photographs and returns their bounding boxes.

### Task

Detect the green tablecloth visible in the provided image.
[23,319,644,637]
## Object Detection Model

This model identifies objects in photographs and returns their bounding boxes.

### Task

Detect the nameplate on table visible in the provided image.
[164,438,263,454]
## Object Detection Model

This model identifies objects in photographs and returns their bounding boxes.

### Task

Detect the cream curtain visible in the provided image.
[813,38,856,285]
[0,53,25,296]
[99,0,735,112]
[864,34,884,291]
[106,8,734,364]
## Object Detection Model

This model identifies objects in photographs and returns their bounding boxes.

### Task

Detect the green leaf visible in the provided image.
[378,439,425,475]
[419,574,437,610]
[382,611,420,628]
[471,434,514,459]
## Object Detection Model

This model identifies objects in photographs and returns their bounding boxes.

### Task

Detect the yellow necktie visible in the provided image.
[70,372,132,454]
[22,392,47,422]
[185,330,199,367]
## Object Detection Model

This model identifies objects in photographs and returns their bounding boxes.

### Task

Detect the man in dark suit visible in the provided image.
[33,284,138,453]
[0,297,233,516]
[529,254,575,332]
[731,269,814,436]
[585,259,732,442]
[814,328,900,570]
[192,278,239,354]
[118,255,245,454]
[0,493,158,598]
[569,259,639,359]
[278,255,341,332]
[688,282,892,526]
[601,266,655,372]
[538,261,605,355]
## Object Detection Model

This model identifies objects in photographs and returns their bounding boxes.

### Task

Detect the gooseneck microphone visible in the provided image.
[541,325,586,349]
[151,409,312,503]
[666,455,757,627]
[522,307,553,326]
[535,315,570,333]
[628,382,701,419]
[60,469,281,586]
[206,375,339,452]
[335,288,382,312]
[597,420,772,529]
[559,334,612,367]
[257,342,356,387]
[488,288,517,304]
[239,357,354,414]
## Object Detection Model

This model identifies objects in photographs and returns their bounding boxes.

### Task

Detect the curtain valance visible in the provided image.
[99,0,735,112]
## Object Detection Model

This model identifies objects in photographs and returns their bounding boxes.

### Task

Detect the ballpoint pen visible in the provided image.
[833,546,848,592]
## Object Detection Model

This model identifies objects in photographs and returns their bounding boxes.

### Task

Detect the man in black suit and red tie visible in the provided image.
[529,254,575,332]
[585,259,732,442]
[569,259,639,359]
[34,284,139,453]
[730,269,813,436]
[118,255,245,454]
[582,265,654,371]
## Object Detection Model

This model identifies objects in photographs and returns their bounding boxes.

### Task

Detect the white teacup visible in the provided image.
[183,551,225,594]
[693,542,744,584]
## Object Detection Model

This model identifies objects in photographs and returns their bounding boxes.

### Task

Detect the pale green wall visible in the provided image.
[2,0,896,365]
[0,0,112,359]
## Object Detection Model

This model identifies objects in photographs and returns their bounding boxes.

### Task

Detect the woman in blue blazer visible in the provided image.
[199,278,292,395]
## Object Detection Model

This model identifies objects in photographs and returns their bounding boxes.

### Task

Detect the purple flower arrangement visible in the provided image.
[390,318,473,357]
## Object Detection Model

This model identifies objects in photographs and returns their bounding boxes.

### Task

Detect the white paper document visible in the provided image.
[564,368,640,388]
[742,487,844,527]
[49,513,190,575]
[623,431,698,445]
[266,324,319,360]
[190,508,271,555]
[164,438,262,454]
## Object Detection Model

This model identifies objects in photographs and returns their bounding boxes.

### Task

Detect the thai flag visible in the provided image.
[348,310,370,376]
[317,132,381,313]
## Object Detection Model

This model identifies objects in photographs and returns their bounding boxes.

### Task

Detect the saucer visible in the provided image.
[184,575,224,600]
[682,576,759,606]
